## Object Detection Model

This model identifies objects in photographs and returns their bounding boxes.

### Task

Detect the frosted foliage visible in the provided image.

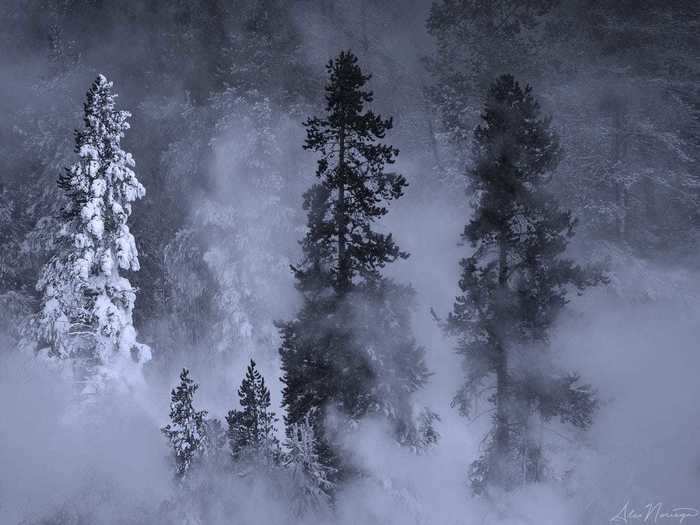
[209,95,294,351]
[28,75,150,394]
[165,92,298,354]
[161,370,209,480]
[284,413,335,514]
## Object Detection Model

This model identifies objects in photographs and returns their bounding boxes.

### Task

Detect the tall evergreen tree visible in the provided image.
[25,75,150,394]
[162,368,209,480]
[447,75,603,493]
[226,359,280,465]
[279,51,432,480]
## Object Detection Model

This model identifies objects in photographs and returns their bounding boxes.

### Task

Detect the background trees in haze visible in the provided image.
[0,1,697,521]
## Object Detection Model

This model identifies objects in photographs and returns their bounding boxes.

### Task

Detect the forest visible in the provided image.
[0,1,698,524]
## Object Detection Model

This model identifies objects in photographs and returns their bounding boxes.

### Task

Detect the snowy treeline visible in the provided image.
[0,1,698,525]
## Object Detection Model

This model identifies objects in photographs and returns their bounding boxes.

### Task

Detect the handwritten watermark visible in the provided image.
[610,501,699,524]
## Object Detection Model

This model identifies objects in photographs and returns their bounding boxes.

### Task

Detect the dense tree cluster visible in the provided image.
[428,0,700,252]
[0,1,697,521]
[163,363,334,512]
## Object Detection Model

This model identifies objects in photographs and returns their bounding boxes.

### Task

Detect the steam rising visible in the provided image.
[1,1,698,524]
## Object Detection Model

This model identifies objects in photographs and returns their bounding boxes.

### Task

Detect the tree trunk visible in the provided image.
[492,239,510,485]
[492,339,509,481]
[336,124,349,292]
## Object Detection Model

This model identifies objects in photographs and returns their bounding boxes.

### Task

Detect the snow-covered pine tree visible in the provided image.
[284,411,335,514]
[447,74,604,494]
[27,74,150,395]
[162,368,209,480]
[279,51,432,481]
[226,359,280,466]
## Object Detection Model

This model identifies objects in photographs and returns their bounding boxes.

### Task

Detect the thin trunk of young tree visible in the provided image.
[493,237,510,483]
[336,124,349,292]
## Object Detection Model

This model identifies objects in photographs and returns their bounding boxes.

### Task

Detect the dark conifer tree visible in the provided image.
[447,75,603,493]
[279,51,432,481]
[226,359,280,465]
[161,368,209,480]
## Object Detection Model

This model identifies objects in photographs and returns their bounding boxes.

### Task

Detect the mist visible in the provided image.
[1,1,698,524]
